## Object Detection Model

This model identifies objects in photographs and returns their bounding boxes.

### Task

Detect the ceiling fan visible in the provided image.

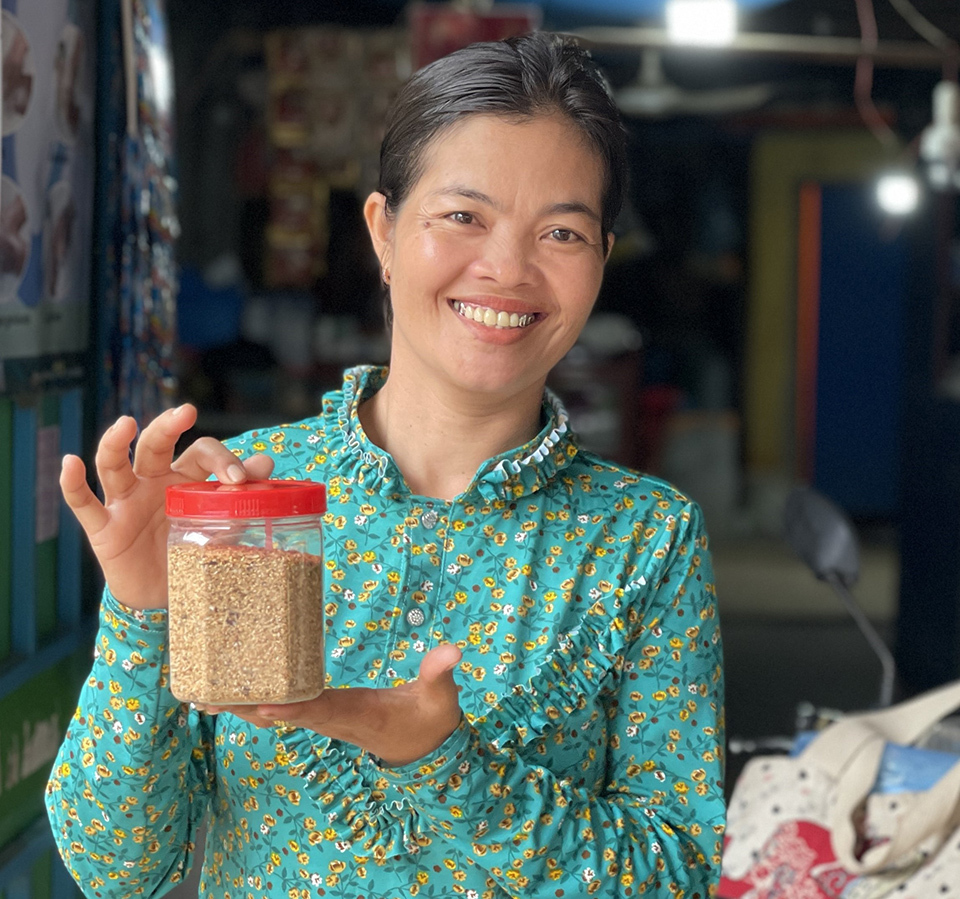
[614,47,776,117]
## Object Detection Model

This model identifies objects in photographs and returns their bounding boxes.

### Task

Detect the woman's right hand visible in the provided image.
[60,404,274,610]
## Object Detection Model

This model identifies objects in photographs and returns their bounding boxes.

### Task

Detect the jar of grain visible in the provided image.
[165,479,326,705]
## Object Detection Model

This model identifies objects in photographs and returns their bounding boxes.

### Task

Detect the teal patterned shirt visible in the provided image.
[47,365,726,899]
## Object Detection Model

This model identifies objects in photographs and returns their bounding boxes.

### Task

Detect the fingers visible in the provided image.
[132,404,198,479]
[418,643,463,688]
[242,453,275,480]
[170,435,248,484]
[94,416,140,501]
[61,453,109,537]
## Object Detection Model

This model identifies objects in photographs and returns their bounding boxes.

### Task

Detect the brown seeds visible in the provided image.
[167,543,324,705]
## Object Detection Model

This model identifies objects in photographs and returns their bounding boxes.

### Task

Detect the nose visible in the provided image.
[470,231,538,288]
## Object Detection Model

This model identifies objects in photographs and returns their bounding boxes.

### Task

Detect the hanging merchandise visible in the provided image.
[96,0,178,425]
[263,26,410,290]
[0,0,96,393]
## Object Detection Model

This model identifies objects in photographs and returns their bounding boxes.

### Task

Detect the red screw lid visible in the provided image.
[166,480,327,519]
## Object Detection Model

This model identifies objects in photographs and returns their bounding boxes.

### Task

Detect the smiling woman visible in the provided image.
[364,113,609,430]
[47,31,725,899]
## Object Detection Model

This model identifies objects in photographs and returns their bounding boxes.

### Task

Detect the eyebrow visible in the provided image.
[430,186,602,224]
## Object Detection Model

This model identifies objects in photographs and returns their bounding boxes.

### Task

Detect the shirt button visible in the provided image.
[421,510,438,529]
[406,607,426,627]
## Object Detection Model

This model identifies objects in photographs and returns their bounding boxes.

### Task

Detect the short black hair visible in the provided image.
[378,31,627,252]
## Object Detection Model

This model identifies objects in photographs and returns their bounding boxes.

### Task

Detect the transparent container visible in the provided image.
[165,479,326,705]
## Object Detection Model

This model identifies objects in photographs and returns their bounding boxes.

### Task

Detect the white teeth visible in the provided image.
[455,302,535,329]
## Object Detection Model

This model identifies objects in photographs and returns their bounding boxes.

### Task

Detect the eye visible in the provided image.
[449,211,475,225]
[549,228,581,242]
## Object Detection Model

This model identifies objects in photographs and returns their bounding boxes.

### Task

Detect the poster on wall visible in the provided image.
[0,0,95,387]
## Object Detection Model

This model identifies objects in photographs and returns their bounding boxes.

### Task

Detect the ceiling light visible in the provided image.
[665,0,738,47]
[875,171,921,216]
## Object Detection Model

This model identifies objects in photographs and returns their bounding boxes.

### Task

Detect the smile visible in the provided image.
[453,301,537,330]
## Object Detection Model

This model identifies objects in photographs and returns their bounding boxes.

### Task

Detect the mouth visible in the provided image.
[452,300,539,330]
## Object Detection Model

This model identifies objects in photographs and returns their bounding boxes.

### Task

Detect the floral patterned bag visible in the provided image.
[719,679,960,898]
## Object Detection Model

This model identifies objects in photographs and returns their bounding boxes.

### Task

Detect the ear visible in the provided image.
[604,232,616,263]
[364,191,393,272]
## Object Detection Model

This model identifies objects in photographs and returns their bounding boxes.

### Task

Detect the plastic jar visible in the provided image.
[165,479,326,705]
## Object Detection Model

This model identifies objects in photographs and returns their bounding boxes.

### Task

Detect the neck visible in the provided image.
[357,362,545,500]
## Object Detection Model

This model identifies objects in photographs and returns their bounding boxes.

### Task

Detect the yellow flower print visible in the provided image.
[252,440,266,452]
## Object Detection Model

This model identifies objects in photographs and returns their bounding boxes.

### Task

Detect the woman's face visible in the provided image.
[365,113,611,403]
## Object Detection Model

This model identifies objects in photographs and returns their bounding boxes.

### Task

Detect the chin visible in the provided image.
[447,358,548,400]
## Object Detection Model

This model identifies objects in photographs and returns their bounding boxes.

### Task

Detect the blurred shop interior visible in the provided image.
[2,0,960,892]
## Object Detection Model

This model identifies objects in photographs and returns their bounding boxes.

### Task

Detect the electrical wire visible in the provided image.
[888,0,959,82]
[854,0,900,150]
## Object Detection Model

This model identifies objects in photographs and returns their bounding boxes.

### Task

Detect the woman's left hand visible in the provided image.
[201,644,464,768]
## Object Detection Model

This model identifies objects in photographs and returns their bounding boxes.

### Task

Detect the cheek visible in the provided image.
[395,231,463,286]
[554,262,604,318]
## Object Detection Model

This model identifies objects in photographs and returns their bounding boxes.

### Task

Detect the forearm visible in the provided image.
[375,719,721,897]
[45,589,214,898]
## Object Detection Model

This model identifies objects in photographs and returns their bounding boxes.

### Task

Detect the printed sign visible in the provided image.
[0,0,95,363]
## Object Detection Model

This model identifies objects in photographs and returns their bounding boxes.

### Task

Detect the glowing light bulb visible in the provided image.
[875,172,920,216]
[666,0,738,47]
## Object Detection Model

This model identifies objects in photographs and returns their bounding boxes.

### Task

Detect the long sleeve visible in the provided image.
[376,501,725,898]
[45,590,216,899]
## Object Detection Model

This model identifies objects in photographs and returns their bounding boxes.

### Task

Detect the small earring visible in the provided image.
[382,267,391,285]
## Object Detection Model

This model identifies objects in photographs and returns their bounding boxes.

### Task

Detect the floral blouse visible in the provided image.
[47,365,726,899]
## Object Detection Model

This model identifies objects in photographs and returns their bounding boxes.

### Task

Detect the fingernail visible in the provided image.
[225,463,246,483]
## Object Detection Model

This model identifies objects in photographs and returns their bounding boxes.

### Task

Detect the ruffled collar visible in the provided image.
[325,365,579,502]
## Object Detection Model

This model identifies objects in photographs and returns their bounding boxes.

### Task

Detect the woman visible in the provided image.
[47,32,725,898]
